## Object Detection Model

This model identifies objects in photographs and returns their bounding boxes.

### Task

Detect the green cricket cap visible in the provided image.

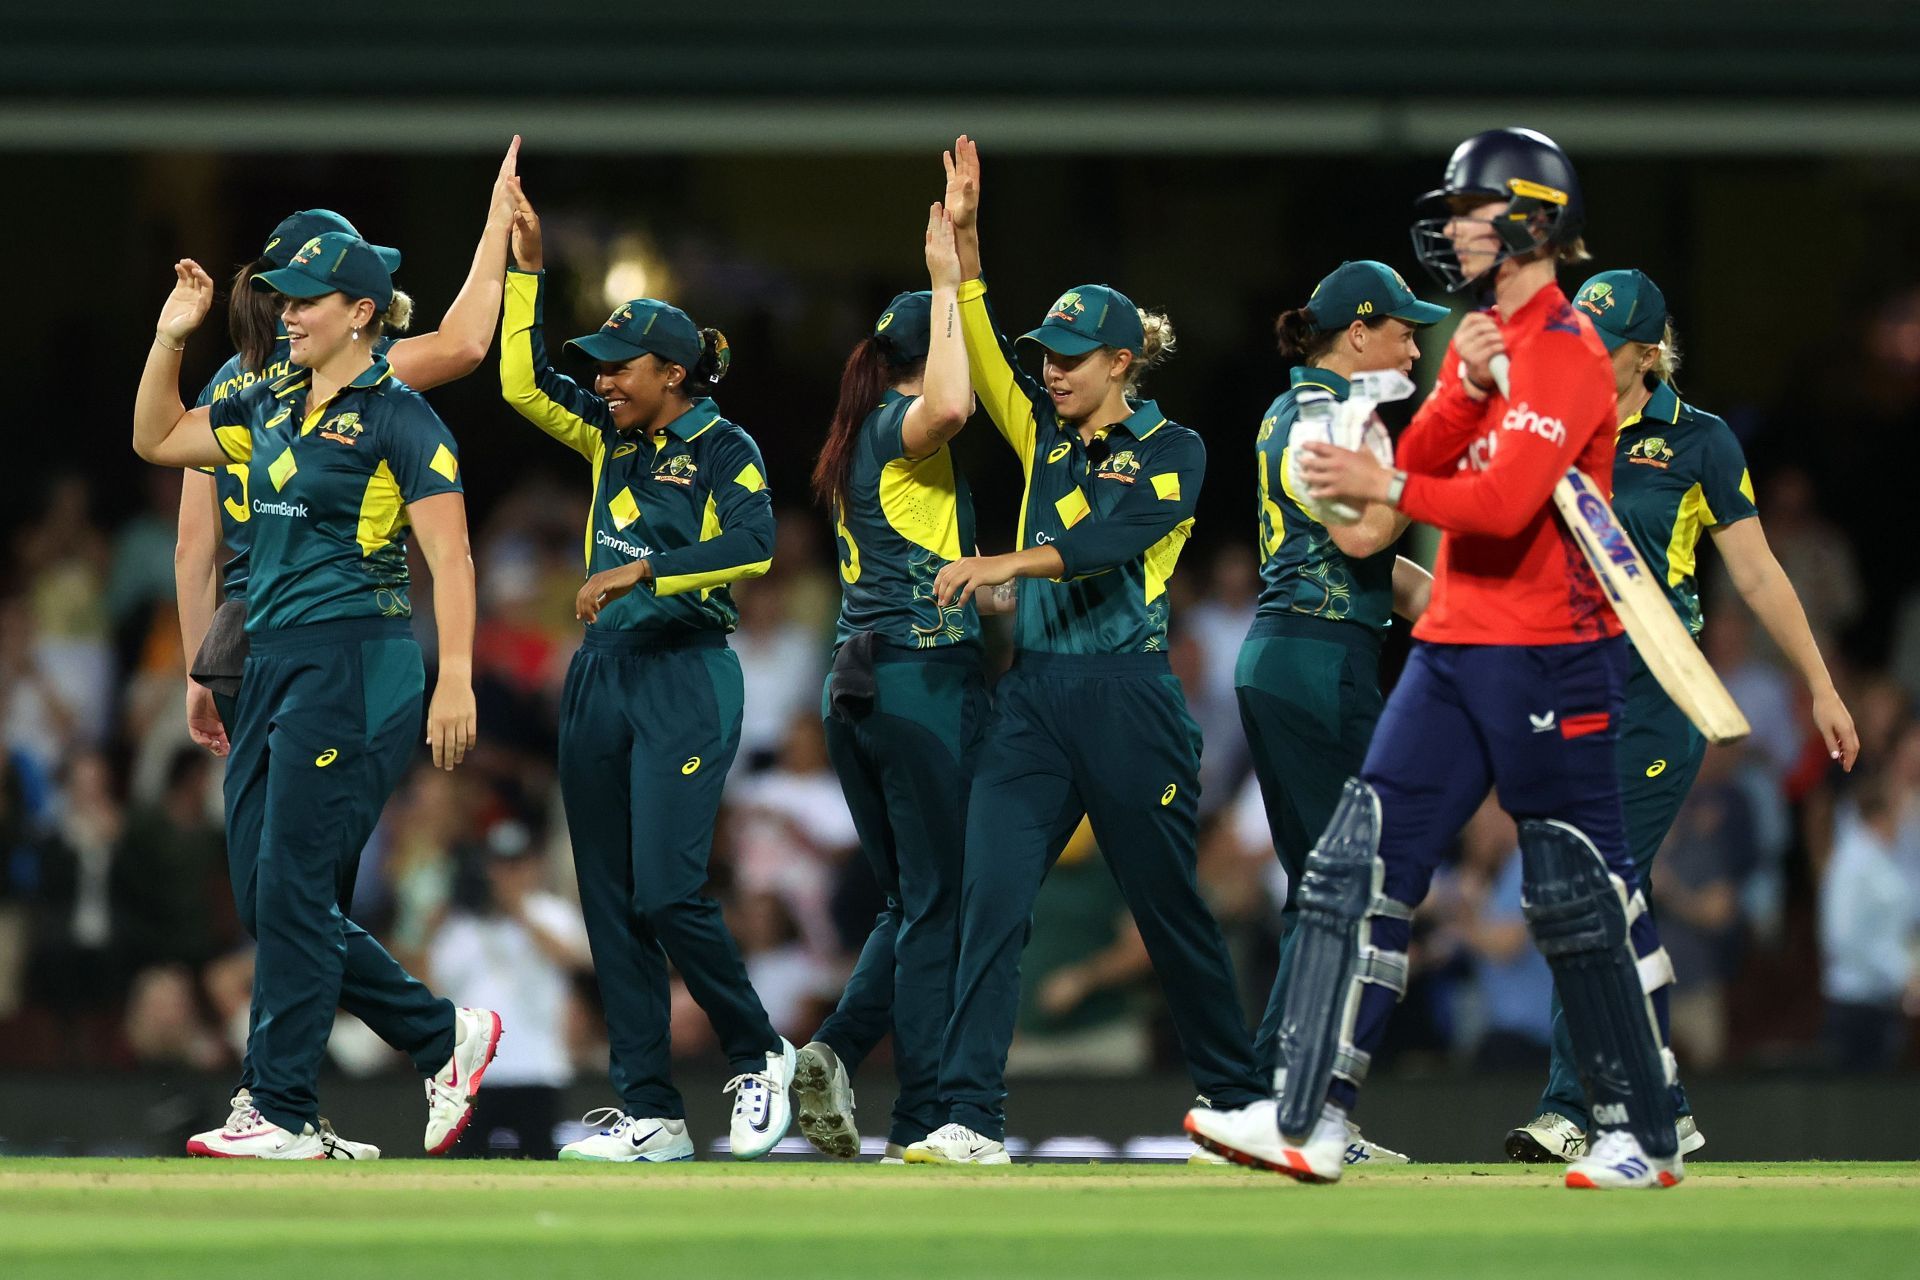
[1305,260,1448,330]
[567,298,702,368]
[1574,269,1667,351]
[251,231,397,310]
[260,210,401,272]
[873,290,932,361]
[1018,284,1143,356]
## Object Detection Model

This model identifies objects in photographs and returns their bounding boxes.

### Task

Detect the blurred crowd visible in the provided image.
[3,455,1917,1136]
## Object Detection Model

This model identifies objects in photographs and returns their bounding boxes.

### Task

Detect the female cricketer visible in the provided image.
[905,137,1266,1165]
[1188,127,1686,1190]
[498,180,795,1163]
[174,142,521,1159]
[789,204,993,1163]
[1239,260,1440,1164]
[1506,268,1859,1163]
[135,235,500,1160]
[180,138,521,755]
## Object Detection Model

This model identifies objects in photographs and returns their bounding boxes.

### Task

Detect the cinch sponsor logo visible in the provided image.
[1501,401,1566,446]
[595,529,654,559]
[253,498,309,517]
[1461,431,1498,473]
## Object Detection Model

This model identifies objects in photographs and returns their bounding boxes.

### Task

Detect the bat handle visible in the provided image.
[1489,353,1511,398]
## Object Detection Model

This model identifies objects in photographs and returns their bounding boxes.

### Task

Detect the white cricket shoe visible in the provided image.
[1565,1129,1683,1189]
[424,1007,503,1155]
[903,1123,1012,1165]
[1189,1143,1232,1165]
[1677,1114,1706,1156]
[186,1099,327,1160]
[1506,1111,1587,1163]
[316,1118,380,1160]
[792,1041,859,1160]
[1345,1122,1410,1165]
[726,1037,796,1161]
[559,1109,696,1163]
[880,1142,907,1164]
[1185,1098,1349,1183]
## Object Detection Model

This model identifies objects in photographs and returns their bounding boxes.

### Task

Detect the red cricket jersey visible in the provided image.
[1396,281,1621,646]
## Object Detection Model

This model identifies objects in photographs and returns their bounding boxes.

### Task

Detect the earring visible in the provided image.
[352,327,361,343]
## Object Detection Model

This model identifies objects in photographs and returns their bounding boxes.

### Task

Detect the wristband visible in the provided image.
[154,334,186,353]
[1385,469,1408,507]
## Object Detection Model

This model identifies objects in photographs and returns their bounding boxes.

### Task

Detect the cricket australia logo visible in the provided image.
[605,303,633,330]
[1576,281,1615,318]
[289,237,326,267]
[1626,435,1673,469]
[1096,449,1141,484]
[1047,291,1086,323]
[655,453,699,486]
[318,412,364,446]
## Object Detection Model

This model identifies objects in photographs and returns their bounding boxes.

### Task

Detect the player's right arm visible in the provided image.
[945,135,1044,471]
[899,203,974,461]
[498,181,612,460]
[1395,330,1610,538]
[135,260,243,469]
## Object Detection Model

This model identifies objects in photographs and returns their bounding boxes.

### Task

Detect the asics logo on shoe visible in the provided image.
[1344,1143,1367,1165]
[1501,401,1566,446]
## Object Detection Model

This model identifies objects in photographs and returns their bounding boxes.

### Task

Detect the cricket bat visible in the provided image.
[1487,355,1750,744]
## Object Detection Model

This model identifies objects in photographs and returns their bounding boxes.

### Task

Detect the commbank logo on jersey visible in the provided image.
[318,412,364,445]
[1626,435,1673,468]
[655,452,698,486]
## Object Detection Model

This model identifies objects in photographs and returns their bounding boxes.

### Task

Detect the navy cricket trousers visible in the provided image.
[1328,636,1658,1113]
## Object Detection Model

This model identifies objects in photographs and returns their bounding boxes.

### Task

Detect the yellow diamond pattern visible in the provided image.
[268,446,297,491]
[608,486,641,531]
[1054,489,1090,529]
[429,443,459,483]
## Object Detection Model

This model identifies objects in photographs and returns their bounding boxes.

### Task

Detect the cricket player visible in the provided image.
[136,236,501,1160]
[1506,268,1859,1162]
[1238,261,1442,1165]
[498,180,796,1163]
[1188,127,1686,1189]
[175,143,521,1159]
[790,205,994,1163]
[905,137,1266,1165]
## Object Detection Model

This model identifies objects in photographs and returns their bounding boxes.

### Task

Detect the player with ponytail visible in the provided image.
[788,204,993,1163]
[498,176,796,1164]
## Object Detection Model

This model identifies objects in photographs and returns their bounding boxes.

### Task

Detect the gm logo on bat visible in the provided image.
[1570,481,1644,581]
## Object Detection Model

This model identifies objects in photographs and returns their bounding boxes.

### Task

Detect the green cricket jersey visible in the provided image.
[831,389,981,649]
[956,279,1204,656]
[1252,367,1395,632]
[1612,381,1756,637]
[208,356,463,633]
[500,269,774,639]
[196,338,293,601]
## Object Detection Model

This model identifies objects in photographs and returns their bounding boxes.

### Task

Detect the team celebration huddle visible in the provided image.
[131,126,1858,1192]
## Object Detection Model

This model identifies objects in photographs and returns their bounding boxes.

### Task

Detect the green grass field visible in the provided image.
[3,1160,1916,1279]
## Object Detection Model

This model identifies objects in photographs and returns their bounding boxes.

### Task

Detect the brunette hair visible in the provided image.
[1274,307,1390,363]
[812,336,923,512]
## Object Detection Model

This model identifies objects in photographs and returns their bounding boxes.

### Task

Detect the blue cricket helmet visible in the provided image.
[1411,127,1585,292]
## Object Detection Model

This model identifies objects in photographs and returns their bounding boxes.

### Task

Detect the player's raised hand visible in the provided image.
[488,134,523,229]
[156,259,215,347]
[1453,312,1506,393]
[1812,685,1860,771]
[943,135,980,230]
[507,178,543,273]
[925,203,961,290]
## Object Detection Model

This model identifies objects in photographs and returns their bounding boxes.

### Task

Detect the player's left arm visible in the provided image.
[1051,432,1205,578]
[1710,516,1857,770]
[1391,554,1432,623]
[390,411,476,771]
[617,428,775,605]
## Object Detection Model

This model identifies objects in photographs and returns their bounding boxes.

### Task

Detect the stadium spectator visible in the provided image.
[731,577,827,774]
[25,751,130,1063]
[1453,803,1554,1072]
[1819,775,1920,1071]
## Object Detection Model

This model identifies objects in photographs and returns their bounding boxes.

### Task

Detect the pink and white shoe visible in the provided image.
[186,1093,327,1160]
[424,1007,503,1155]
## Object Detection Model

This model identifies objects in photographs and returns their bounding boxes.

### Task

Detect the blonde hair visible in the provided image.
[1126,308,1177,392]
[1653,317,1682,383]
[1554,236,1592,266]
[371,288,414,338]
